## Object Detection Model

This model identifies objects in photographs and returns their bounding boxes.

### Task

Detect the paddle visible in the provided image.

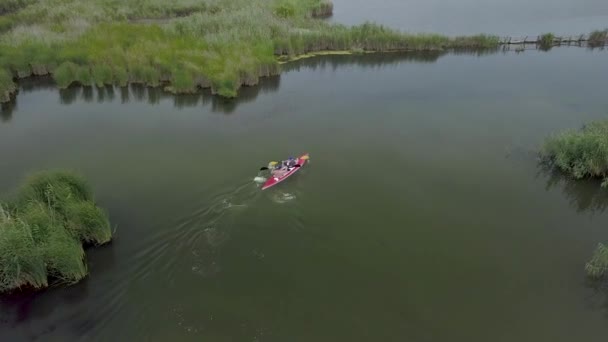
[260,161,279,171]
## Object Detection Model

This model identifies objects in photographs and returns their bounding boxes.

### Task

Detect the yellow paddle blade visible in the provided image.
[269,161,278,166]
[300,155,310,160]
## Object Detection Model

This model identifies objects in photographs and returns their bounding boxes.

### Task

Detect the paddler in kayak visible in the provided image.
[271,157,297,180]
[284,157,297,169]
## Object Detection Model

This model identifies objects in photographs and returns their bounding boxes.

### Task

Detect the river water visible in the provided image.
[2,3,608,342]
[331,0,608,36]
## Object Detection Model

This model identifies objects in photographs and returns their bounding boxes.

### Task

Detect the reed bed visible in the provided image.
[0,0,599,101]
[0,171,111,293]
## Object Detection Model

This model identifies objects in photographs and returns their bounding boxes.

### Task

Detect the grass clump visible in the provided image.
[588,29,608,48]
[586,243,608,279]
[541,120,608,186]
[0,170,111,293]
[92,64,114,87]
[538,33,555,50]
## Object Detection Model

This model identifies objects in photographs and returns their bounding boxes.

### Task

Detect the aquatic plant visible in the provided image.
[588,29,608,48]
[586,243,608,279]
[0,170,111,293]
[538,33,555,51]
[541,120,608,187]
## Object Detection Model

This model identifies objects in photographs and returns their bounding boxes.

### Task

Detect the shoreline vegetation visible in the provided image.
[1,0,605,104]
[0,171,111,294]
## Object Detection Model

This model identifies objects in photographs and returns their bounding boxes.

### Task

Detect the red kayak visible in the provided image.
[261,153,309,190]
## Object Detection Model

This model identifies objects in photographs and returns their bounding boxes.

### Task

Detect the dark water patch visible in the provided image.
[1,101,15,122]
[539,165,608,214]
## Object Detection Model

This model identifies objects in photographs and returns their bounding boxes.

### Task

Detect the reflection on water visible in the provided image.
[51,75,282,114]
[283,50,447,73]
[585,278,608,317]
[0,101,15,122]
[538,164,608,214]
[0,47,600,123]
[0,50,502,122]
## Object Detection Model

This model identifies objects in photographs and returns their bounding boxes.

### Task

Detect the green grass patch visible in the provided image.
[538,33,555,51]
[0,170,112,293]
[541,120,608,187]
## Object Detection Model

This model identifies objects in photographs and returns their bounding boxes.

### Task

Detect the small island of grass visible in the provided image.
[540,120,608,188]
[0,171,111,293]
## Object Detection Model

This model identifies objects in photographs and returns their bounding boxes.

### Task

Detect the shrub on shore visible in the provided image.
[0,170,111,293]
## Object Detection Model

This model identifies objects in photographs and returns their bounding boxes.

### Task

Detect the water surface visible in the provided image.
[1,48,608,341]
[331,0,608,36]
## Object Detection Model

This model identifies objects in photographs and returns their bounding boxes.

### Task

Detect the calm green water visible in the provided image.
[2,49,608,340]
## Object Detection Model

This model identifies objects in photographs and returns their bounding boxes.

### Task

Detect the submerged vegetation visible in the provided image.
[0,0,502,100]
[0,171,111,293]
[541,120,608,188]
